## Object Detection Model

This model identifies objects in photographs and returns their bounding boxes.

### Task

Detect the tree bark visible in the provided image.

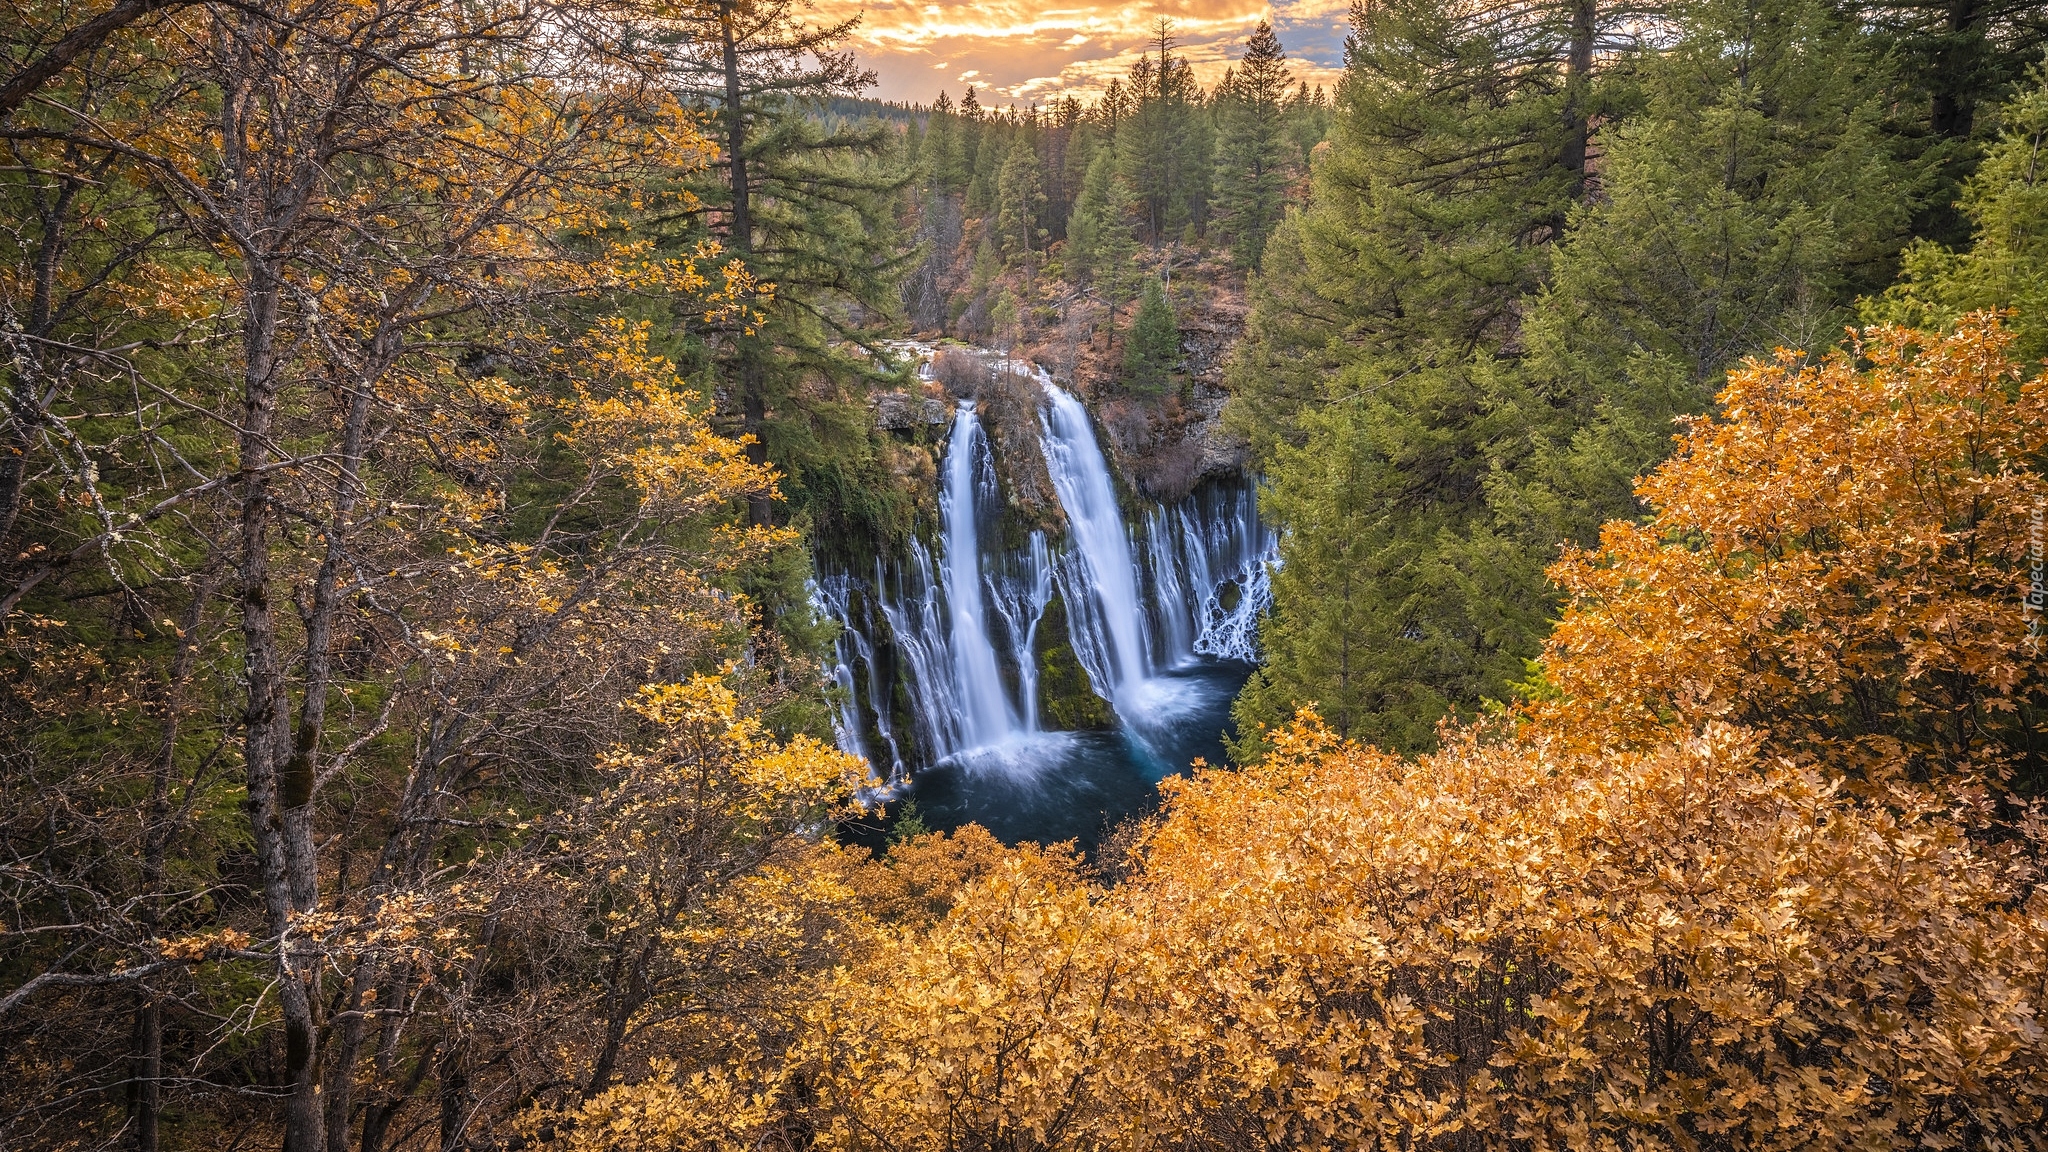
[0,0,188,119]
[719,4,775,528]
[1558,0,1597,217]
[1930,0,1986,139]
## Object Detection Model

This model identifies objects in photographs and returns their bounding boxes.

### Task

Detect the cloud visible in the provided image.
[812,1,1349,105]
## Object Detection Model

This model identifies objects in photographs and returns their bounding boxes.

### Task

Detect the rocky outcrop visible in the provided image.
[1033,593,1114,731]
[872,388,950,431]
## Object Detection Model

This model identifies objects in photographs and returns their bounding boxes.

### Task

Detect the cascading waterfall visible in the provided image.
[812,356,1277,788]
[1038,385,1154,708]
[987,532,1055,731]
[1146,482,1272,665]
[939,404,1019,747]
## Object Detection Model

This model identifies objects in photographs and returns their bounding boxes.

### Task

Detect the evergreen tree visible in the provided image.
[1226,0,1626,753]
[1046,96,1086,231]
[1122,277,1179,394]
[1066,147,1140,304]
[1116,20,1213,243]
[1229,404,1460,756]
[1283,82,1335,168]
[1502,0,1918,551]
[1871,62,2048,362]
[1099,77,1134,134]
[966,113,1003,216]
[1212,22,1293,268]
[996,125,1047,260]
[926,90,969,191]
[660,0,915,533]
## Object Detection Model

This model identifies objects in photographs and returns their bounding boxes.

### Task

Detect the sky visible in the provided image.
[810,1,1352,107]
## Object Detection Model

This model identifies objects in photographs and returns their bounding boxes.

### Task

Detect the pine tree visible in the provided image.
[996,126,1047,260]
[1116,20,1213,243]
[1226,0,1624,753]
[1870,62,2048,363]
[1122,277,1179,394]
[1283,82,1334,168]
[966,114,1003,217]
[1099,78,1133,134]
[1212,22,1292,268]
[1046,96,1085,231]
[1229,404,1460,756]
[1066,147,1139,303]
[926,90,969,191]
[1500,0,1918,551]
[660,0,914,532]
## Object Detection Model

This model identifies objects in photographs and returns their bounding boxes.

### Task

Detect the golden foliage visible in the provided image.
[753,717,2043,1151]
[1532,317,2048,781]
[838,824,1012,928]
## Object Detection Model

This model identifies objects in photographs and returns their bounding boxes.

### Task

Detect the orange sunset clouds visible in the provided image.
[811,1,1350,105]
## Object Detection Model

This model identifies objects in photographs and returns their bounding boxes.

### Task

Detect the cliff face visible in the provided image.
[1045,265,1249,504]
[892,194,1253,511]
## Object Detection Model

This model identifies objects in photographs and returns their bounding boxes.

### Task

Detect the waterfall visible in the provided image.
[812,353,1278,782]
[939,404,1019,747]
[1038,385,1153,706]
[988,531,1055,731]
[1145,482,1275,665]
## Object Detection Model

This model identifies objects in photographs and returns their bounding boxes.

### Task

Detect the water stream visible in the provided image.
[816,352,1276,847]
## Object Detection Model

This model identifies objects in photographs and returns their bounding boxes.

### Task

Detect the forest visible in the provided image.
[1,0,2046,1149]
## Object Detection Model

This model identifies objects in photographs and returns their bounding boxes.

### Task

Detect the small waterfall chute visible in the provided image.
[1038,385,1153,705]
[939,404,1019,748]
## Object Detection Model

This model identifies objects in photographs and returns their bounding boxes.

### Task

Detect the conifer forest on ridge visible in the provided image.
[3,1,2048,1149]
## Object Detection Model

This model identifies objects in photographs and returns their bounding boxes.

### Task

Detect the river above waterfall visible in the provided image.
[818,345,1275,850]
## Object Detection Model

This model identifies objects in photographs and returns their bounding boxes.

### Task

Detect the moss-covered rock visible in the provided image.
[1034,593,1114,730]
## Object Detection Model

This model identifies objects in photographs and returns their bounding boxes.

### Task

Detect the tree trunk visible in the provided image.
[720,6,773,529]
[1559,0,1597,211]
[1930,0,1985,139]
[233,256,325,1152]
[127,992,160,1152]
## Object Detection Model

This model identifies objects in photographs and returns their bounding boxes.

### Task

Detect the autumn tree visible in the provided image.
[0,3,854,1148]
[1531,317,2048,785]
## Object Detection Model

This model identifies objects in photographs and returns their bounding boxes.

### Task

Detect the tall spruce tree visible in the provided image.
[660,0,914,534]
[1213,22,1293,268]
[1227,0,1626,754]
[1498,0,1918,551]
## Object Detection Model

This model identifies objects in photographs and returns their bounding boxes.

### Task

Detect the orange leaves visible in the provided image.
[792,716,2048,1150]
[1533,317,2048,780]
